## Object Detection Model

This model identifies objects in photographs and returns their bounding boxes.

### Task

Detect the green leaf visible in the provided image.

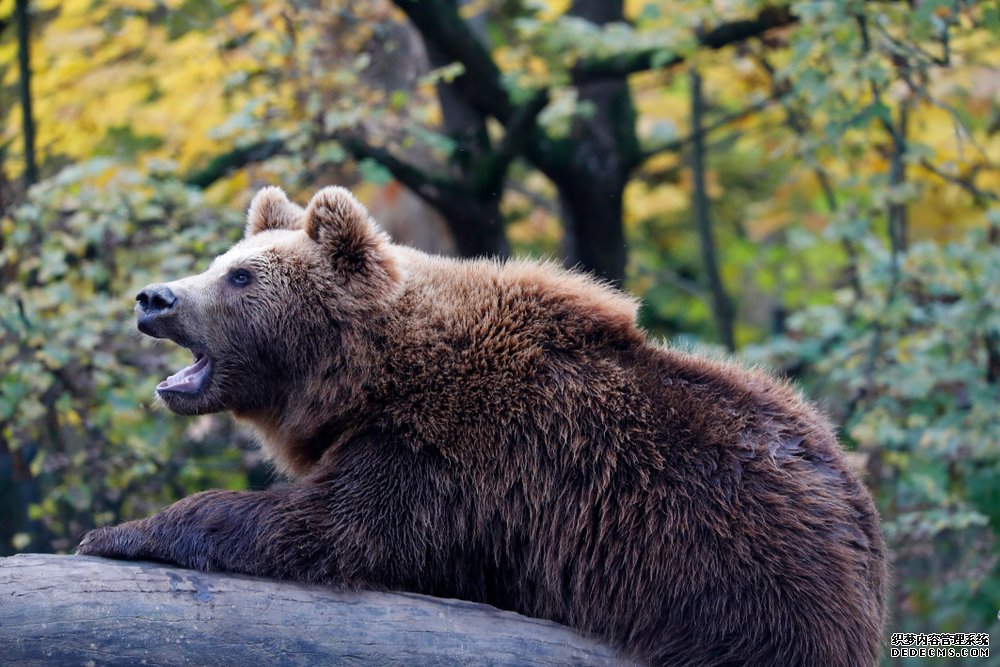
[357,158,393,186]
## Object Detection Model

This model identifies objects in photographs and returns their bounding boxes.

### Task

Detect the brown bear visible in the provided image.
[78,185,887,666]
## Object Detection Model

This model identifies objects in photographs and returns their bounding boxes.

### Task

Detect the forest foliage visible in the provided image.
[1,0,999,660]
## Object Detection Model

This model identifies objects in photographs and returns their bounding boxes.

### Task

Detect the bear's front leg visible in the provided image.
[78,444,441,585]
[77,489,292,575]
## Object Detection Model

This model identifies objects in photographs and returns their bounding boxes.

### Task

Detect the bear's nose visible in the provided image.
[136,284,177,315]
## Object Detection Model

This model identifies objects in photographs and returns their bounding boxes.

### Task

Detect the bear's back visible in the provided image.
[366,250,885,665]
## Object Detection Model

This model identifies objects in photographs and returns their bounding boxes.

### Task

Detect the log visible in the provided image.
[0,554,627,666]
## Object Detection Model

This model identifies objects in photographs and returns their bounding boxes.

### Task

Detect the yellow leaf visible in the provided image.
[745,204,792,241]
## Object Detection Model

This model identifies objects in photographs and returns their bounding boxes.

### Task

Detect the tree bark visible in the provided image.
[0,554,627,666]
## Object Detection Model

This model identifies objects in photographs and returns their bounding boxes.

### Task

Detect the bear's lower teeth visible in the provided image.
[157,354,213,394]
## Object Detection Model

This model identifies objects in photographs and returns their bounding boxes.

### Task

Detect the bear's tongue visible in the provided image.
[157,354,212,394]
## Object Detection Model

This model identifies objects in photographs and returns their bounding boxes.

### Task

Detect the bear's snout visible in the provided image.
[136,283,178,336]
[137,284,177,314]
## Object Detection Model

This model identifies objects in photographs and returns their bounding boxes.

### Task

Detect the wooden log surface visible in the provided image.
[0,554,627,666]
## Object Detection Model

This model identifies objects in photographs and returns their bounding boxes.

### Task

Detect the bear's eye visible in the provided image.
[227,268,253,287]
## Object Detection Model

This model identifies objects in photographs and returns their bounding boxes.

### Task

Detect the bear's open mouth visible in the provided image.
[157,352,213,395]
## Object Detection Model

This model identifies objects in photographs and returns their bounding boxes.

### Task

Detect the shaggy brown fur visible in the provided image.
[79,186,887,666]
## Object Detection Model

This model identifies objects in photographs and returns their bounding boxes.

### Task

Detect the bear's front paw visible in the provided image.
[76,521,159,561]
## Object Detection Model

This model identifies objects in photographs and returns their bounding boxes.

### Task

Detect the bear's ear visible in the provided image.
[304,186,392,269]
[245,186,305,237]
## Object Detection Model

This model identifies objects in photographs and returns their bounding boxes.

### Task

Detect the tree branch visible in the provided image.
[636,96,773,167]
[336,133,511,258]
[181,136,452,199]
[473,90,550,195]
[183,139,286,189]
[336,133,457,206]
[919,160,1000,205]
[392,0,514,124]
[573,6,796,85]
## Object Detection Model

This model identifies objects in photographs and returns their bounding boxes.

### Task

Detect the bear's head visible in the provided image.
[135,186,400,425]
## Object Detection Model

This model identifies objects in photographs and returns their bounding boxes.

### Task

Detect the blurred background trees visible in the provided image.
[1,0,998,661]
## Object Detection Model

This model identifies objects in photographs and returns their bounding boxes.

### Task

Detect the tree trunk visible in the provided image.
[434,191,508,258]
[690,69,735,351]
[15,0,37,186]
[384,0,509,259]
[424,12,509,259]
[548,0,640,286]
[556,154,629,285]
[387,0,795,282]
[0,554,628,666]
